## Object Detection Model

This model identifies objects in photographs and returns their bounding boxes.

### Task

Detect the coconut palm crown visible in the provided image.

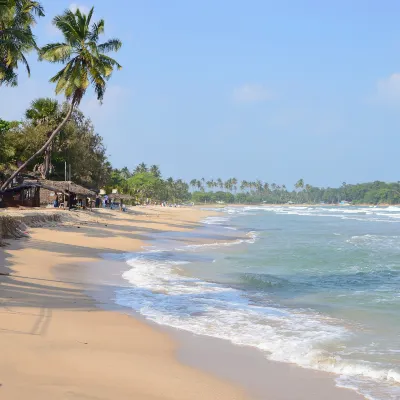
[0,6,121,190]
[40,6,122,105]
[0,0,44,86]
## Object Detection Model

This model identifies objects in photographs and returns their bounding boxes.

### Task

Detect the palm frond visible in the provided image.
[19,51,30,76]
[89,19,104,42]
[40,42,73,63]
[98,38,122,53]
[99,54,122,71]
[39,6,121,104]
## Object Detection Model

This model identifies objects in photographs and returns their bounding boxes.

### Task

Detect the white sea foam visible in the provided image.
[232,205,400,223]
[115,254,400,400]
[175,231,259,251]
[113,205,400,400]
[201,216,231,225]
[346,234,400,250]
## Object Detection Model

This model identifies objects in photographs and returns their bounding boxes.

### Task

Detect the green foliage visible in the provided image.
[189,178,400,205]
[0,117,19,170]
[105,165,191,204]
[191,191,234,204]
[126,172,162,203]
[25,97,59,123]
[0,103,112,189]
[0,0,44,86]
[40,6,122,104]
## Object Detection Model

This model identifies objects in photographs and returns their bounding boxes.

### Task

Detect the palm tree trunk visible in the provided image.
[0,102,75,191]
[43,142,52,179]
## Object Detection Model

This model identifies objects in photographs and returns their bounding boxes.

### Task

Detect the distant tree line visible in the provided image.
[189,178,400,205]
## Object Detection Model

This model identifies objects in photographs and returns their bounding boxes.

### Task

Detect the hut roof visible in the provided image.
[24,179,96,197]
[0,181,64,194]
[108,193,135,200]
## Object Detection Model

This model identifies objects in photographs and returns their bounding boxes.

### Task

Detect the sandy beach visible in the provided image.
[0,206,249,400]
[0,206,368,400]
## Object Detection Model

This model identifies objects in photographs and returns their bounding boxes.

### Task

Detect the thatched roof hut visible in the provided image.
[25,179,97,197]
[108,193,135,201]
[0,181,63,208]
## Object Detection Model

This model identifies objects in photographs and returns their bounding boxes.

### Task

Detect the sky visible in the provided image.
[2,0,400,188]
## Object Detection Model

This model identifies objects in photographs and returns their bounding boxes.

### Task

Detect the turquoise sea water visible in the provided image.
[114,206,400,400]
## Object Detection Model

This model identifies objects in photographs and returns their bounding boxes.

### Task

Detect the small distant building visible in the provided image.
[0,179,97,209]
[0,181,62,208]
[35,180,97,208]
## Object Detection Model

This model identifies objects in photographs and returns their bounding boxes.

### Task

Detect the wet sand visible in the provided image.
[0,206,365,399]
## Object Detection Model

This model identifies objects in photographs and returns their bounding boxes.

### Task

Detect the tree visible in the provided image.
[150,164,161,178]
[295,178,304,203]
[231,177,238,193]
[305,183,312,203]
[196,179,203,192]
[0,118,19,177]
[1,6,122,190]
[127,172,162,204]
[190,179,197,190]
[134,162,148,174]
[25,97,60,178]
[0,0,44,86]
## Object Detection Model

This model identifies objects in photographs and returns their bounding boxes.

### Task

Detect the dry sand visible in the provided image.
[0,206,248,400]
[0,206,366,400]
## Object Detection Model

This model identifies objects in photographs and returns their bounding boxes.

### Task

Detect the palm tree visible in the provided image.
[1,6,122,190]
[240,180,248,191]
[196,179,203,192]
[217,178,223,191]
[120,166,132,180]
[295,179,304,191]
[295,178,304,203]
[134,162,148,174]
[305,183,312,203]
[231,177,238,193]
[150,164,161,178]
[224,179,232,192]
[190,179,197,190]
[25,97,60,178]
[0,0,44,86]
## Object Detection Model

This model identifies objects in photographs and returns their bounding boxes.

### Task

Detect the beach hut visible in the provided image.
[0,181,63,208]
[108,193,136,208]
[40,180,97,208]
[23,179,97,208]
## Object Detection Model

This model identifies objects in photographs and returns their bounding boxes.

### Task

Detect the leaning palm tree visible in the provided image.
[1,6,122,190]
[0,0,44,86]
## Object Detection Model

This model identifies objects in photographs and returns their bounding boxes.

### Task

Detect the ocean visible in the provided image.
[113,205,400,400]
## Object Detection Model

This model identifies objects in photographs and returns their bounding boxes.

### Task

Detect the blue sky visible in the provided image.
[2,1,400,188]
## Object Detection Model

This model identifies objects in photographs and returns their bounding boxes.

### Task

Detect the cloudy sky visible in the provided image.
[2,0,400,187]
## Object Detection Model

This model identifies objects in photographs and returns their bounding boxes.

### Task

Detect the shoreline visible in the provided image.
[0,206,248,399]
[0,206,366,400]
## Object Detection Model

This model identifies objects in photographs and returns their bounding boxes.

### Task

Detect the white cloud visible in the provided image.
[233,84,272,103]
[374,73,400,105]
[69,3,90,14]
